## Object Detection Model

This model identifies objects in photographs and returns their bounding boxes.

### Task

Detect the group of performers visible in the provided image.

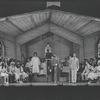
[0,59,29,84]
[81,59,100,83]
[25,48,60,83]
[0,43,100,84]
[44,43,80,83]
[0,43,61,84]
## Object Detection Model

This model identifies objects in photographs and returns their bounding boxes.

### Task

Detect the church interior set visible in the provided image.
[0,1,100,86]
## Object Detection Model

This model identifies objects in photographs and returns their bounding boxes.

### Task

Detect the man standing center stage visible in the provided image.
[70,53,79,83]
[45,49,53,81]
[52,55,60,83]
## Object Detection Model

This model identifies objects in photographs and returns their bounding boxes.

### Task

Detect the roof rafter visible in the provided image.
[16,22,83,46]
[6,18,24,34]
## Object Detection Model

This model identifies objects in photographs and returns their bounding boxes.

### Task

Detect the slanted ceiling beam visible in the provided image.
[16,22,83,45]
[6,18,24,33]
[49,23,83,45]
[16,23,49,44]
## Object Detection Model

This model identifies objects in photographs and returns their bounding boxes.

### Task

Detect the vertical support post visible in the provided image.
[79,42,84,63]
[15,43,21,60]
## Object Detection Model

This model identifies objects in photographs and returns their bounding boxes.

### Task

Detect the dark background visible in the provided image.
[0,85,100,100]
[0,0,100,18]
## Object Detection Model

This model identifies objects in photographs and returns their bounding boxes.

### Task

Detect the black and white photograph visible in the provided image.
[0,0,100,100]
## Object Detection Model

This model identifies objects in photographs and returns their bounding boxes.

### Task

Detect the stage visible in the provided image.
[1,82,100,86]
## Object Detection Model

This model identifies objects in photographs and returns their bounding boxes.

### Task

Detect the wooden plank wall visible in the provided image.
[73,43,80,60]
[0,32,16,59]
[28,34,73,60]
[84,31,100,60]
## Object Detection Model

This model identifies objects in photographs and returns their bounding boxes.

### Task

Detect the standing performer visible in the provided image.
[45,43,52,54]
[52,55,60,83]
[31,52,41,79]
[70,53,79,83]
[67,56,72,82]
[45,49,53,81]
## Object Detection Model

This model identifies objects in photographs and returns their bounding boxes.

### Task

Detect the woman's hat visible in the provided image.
[10,61,15,65]
[98,60,100,65]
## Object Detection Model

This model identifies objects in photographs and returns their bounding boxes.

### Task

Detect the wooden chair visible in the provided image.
[0,74,9,84]
[62,66,70,82]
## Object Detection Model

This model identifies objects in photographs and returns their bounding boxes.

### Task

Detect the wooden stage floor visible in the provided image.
[1,82,100,86]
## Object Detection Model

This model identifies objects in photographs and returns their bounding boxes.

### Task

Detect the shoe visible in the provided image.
[72,82,76,84]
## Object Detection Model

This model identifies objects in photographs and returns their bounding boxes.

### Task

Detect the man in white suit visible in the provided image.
[70,53,79,83]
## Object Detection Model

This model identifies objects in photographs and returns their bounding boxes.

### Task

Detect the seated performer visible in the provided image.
[40,58,47,76]
[1,63,9,84]
[77,63,85,82]
[20,64,29,82]
[87,60,100,83]
[0,59,3,72]
[96,60,100,82]
[8,61,16,83]
[25,58,32,74]
[81,60,92,81]
[14,61,28,83]
[14,62,22,83]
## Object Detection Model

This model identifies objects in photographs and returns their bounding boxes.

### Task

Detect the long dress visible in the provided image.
[31,56,40,74]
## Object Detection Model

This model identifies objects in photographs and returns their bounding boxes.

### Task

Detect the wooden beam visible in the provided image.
[76,20,93,32]
[16,23,49,44]
[0,31,15,42]
[6,18,24,33]
[49,23,83,45]
[16,22,83,45]
[50,23,84,61]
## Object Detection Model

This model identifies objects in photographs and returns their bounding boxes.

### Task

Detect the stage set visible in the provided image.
[0,1,100,86]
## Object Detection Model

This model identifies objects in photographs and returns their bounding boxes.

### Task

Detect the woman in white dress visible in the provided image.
[81,60,92,81]
[14,64,21,83]
[31,52,41,77]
